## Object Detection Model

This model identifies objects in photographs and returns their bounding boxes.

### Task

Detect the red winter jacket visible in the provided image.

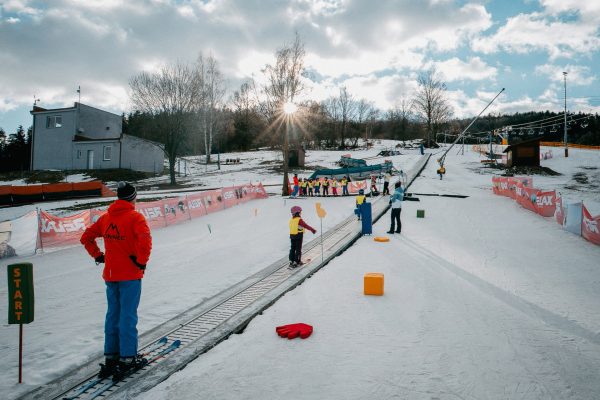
[81,200,152,282]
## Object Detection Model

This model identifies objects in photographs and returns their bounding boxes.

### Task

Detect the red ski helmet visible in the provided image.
[291,206,302,215]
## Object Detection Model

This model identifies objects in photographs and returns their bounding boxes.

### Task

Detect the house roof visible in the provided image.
[503,137,545,153]
[73,134,120,142]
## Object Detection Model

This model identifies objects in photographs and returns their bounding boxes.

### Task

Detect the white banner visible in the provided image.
[564,202,583,236]
[0,211,38,259]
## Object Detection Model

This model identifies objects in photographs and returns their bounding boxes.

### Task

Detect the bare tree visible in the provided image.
[337,86,355,149]
[262,33,306,196]
[322,96,341,146]
[388,98,413,141]
[412,67,453,145]
[352,98,375,147]
[129,62,200,185]
[230,81,264,150]
[196,54,226,164]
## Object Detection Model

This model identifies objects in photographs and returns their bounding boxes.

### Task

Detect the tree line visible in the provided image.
[0,125,31,173]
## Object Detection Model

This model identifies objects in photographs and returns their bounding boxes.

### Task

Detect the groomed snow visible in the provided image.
[0,143,599,399]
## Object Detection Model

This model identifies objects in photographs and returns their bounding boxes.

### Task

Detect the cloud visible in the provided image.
[0,0,596,130]
[432,57,497,82]
[471,5,600,59]
[535,64,596,86]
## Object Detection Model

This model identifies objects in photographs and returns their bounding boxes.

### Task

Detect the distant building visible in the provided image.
[502,137,542,167]
[30,103,164,173]
[288,147,305,167]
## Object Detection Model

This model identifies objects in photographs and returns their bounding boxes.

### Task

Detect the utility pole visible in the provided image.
[563,72,568,157]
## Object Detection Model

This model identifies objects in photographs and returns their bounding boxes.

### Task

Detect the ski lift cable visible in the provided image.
[438,88,505,167]
[508,113,566,128]
[500,113,591,133]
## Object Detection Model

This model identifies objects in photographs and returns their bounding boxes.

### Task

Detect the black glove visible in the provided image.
[129,255,146,271]
[95,254,105,265]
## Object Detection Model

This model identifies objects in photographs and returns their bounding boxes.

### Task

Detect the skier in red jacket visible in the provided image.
[80,181,152,381]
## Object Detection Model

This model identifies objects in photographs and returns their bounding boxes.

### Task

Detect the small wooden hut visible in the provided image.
[502,137,542,167]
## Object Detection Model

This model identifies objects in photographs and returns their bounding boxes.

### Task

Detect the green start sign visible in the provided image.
[7,263,34,324]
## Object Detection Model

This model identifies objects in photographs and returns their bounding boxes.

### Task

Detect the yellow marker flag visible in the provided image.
[315,202,327,219]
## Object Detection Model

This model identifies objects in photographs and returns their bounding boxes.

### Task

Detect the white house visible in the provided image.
[30,103,164,174]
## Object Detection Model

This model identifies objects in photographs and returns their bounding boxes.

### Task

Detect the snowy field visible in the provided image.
[1,143,599,399]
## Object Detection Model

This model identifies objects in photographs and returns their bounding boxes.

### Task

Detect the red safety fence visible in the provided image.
[39,210,91,250]
[582,205,600,245]
[492,176,599,247]
[0,181,116,206]
[0,183,269,260]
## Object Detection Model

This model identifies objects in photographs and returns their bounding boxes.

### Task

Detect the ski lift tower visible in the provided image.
[438,88,505,169]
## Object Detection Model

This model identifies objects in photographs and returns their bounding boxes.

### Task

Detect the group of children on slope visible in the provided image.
[289,177,405,267]
[291,174,351,197]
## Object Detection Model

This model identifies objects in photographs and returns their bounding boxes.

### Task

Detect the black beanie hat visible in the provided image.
[117,181,137,202]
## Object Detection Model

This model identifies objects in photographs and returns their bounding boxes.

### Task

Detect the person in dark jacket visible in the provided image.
[80,182,152,380]
[289,206,316,268]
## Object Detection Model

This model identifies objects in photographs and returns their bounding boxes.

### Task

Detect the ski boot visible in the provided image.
[98,357,119,379]
[112,355,148,381]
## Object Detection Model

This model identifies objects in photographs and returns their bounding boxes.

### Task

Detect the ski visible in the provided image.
[87,340,181,400]
[288,259,312,269]
[62,336,168,400]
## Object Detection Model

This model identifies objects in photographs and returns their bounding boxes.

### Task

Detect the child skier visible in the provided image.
[331,177,339,196]
[314,178,321,196]
[289,206,316,268]
[437,166,446,180]
[341,176,349,196]
[322,177,330,196]
[291,174,299,197]
[355,189,366,220]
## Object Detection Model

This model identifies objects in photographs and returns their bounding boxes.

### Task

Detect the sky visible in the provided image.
[1,0,600,133]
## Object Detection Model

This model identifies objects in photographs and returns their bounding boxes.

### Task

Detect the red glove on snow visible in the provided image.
[276,323,313,339]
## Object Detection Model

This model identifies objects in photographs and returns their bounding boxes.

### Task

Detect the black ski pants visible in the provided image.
[390,208,402,233]
[289,233,304,263]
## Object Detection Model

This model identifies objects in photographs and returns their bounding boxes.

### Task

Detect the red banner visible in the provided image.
[39,210,90,249]
[196,189,219,214]
[348,180,367,194]
[520,185,538,212]
[186,193,208,219]
[162,197,191,226]
[136,200,167,229]
[534,190,556,217]
[582,205,600,245]
[252,183,269,199]
[222,187,242,208]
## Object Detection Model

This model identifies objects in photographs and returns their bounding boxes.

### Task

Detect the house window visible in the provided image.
[103,146,112,161]
[77,150,82,159]
[46,115,62,128]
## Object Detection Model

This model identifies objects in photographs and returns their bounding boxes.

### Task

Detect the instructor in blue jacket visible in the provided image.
[387,181,404,234]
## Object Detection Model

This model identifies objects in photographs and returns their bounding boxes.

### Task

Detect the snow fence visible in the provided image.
[0,183,269,259]
[492,176,600,246]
